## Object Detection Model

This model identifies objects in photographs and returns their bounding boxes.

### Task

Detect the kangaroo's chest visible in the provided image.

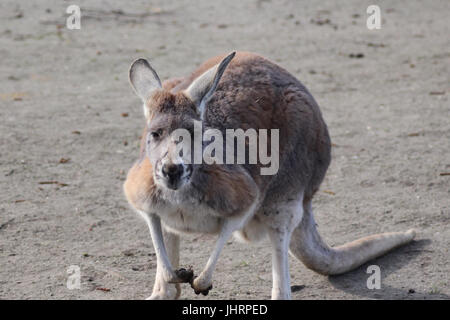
[155,202,223,235]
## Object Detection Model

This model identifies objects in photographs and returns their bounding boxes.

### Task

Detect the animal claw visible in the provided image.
[174,267,194,283]
[191,276,213,295]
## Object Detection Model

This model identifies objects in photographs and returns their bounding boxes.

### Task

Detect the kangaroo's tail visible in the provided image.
[289,203,416,275]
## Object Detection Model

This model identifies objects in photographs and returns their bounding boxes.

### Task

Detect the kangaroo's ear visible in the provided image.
[185,51,235,119]
[129,58,162,103]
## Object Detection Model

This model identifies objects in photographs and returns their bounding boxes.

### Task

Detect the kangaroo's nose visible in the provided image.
[162,163,184,180]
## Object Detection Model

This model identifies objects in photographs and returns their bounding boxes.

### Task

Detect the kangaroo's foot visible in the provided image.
[147,273,181,300]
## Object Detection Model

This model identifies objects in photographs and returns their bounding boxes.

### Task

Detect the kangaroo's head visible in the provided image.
[129,52,235,191]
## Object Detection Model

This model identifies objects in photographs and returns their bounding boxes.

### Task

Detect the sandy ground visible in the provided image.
[0,0,449,300]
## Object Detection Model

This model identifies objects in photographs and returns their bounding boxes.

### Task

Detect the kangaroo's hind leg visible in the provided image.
[264,195,304,300]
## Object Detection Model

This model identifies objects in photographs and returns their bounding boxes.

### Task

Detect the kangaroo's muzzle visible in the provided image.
[159,162,192,190]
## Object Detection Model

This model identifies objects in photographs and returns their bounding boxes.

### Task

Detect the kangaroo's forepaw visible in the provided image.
[193,284,213,296]
[174,267,194,283]
[190,274,213,296]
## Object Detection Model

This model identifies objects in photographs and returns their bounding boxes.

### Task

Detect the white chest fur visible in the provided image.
[139,200,223,235]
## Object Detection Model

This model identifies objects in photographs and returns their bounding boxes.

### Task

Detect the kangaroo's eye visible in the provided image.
[150,129,162,139]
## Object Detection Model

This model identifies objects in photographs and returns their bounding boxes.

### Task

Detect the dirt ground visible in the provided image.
[0,0,448,300]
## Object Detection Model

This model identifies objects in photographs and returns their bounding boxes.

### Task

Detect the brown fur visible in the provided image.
[123,157,156,212]
[147,91,197,119]
[193,164,257,216]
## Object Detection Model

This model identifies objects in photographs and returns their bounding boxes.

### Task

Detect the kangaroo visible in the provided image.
[123,51,416,300]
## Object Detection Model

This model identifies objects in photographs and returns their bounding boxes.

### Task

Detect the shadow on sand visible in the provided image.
[326,239,448,299]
